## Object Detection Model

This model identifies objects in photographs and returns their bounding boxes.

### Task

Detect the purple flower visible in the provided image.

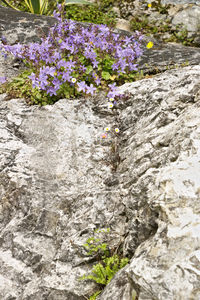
[84,49,96,61]
[66,60,76,70]
[86,84,96,96]
[77,81,87,92]
[94,77,101,86]
[112,63,119,71]
[57,59,68,69]
[52,78,62,90]
[79,65,86,72]
[0,76,7,84]
[62,71,71,82]
[112,33,119,42]
[98,24,110,35]
[53,11,60,19]
[118,59,127,73]
[123,36,132,45]
[73,33,83,44]
[0,13,143,103]
[46,86,58,96]
[108,83,117,90]
[38,74,48,90]
[28,72,39,88]
[43,66,56,77]
[92,60,98,68]
[129,63,138,71]
[107,89,120,99]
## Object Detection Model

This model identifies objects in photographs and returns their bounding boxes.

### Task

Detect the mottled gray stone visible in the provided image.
[99,65,200,300]
[172,5,200,34]
[0,5,56,44]
[1,6,200,300]
[162,0,199,4]
[0,65,200,299]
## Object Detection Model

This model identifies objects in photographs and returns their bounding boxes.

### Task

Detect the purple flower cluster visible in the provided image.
[0,8,143,100]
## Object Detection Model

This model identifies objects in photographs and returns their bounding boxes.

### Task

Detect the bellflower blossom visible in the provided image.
[0,5,143,101]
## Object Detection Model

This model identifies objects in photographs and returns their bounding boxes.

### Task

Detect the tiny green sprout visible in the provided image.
[80,228,129,299]
[89,291,101,300]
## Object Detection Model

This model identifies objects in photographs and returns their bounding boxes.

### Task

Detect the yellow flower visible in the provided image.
[108,103,113,109]
[71,78,76,83]
[146,41,154,49]
[115,128,119,133]
[148,3,152,8]
[104,127,110,132]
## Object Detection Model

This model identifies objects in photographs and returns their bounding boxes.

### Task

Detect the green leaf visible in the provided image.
[2,0,54,15]
[65,0,93,5]
[89,291,101,300]
[101,71,110,80]
[1,0,20,10]
[86,65,93,75]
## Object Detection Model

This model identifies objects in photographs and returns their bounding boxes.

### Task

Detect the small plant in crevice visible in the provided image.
[80,228,129,300]
[0,5,143,106]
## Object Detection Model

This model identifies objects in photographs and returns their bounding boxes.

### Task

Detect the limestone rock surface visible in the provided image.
[172,5,200,34]
[99,65,200,300]
[1,6,200,300]
[0,63,200,299]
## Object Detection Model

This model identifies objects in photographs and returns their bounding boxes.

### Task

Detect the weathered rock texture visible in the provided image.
[1,6,200,300]
[1,65,200,299]
[100,64,200,300]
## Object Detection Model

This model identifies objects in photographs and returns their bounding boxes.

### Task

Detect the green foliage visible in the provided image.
[81,255,129,286]
[80,228,129,300]
[83,228,110,257]
[130,14,196,47]
[0,0,93,15]
[1,70,60,105]
[0,65,145,105]
[150,0,170,14]
[89,291,101,300]
[130,16,149,32]
[63,1,117,26]
[1,0,55,14]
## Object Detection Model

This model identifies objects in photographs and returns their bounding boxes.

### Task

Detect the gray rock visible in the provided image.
[172,5,200,34]
[162,0,199,4]
[1,6,200,300]
[99,64,200,300]
[0,5,56,44]
[139,42,200,74]
[0,94,124,299]
[1,64,200,299]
